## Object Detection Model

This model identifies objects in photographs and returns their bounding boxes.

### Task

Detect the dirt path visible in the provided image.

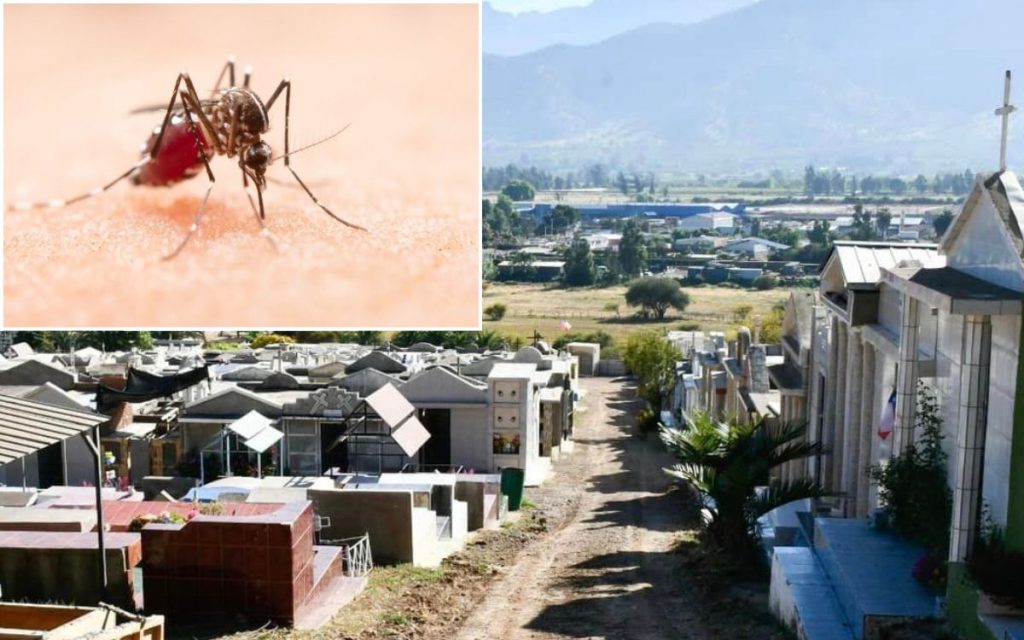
[456,377,710,640]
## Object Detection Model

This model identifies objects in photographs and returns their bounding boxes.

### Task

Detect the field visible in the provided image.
[482,281,792,347]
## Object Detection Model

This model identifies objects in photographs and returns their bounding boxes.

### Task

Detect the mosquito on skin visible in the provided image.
[9,57,367,260]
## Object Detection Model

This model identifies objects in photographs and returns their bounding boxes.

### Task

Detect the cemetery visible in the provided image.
[0,339,589,632]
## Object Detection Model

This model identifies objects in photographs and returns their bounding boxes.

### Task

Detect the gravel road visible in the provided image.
[456,376,711,640]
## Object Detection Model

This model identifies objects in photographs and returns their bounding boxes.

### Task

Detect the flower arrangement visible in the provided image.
[968,528,1024,610]
[911,551,947,589]
[492,432,521,455]
[128,510,187,531]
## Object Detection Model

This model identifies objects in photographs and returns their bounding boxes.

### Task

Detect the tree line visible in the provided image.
[804,166,976,197]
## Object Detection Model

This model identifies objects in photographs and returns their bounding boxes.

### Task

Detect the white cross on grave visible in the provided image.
[996,69,1017,172]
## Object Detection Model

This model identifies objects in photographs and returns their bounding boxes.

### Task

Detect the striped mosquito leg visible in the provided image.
[9,159,149,211]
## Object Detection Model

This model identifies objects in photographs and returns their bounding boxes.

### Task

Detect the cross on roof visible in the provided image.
[997,70,1017,172]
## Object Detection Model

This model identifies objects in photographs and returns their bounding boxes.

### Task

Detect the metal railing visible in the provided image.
[399,463,467,474]
[319,533,374,578]
[344,534,373,577]
[435,516,452,540]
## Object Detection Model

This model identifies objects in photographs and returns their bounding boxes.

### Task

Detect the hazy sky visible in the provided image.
[488,0,592,14]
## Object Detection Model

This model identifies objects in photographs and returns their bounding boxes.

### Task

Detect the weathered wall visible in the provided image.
[450,407,489,471]
[310,489,417,564]
[0,531,139,608]
[64,435,94,487]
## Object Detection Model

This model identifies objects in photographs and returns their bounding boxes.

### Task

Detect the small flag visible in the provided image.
[878,389,896,439]
[560,319,572,331]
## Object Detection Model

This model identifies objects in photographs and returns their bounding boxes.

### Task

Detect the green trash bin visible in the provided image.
[501,467,526,511]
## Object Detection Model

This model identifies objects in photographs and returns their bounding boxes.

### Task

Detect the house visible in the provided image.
[676,211,736,232]
[496,259,566,282]
[672,235,724,252]
[724,237,790,258]
[583,232,621,252]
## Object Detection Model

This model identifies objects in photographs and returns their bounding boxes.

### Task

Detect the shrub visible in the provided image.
[870,382,951,552]
[969,541,1024,607]
[753,274,779,290]
[250,333,295,349]
[912,551,948,589]
[484,303,507,321]
[623,332,681,407]
[662,413,826,558]
[637,406,661,433]
[678,320,701,331]
[732,304,754,323]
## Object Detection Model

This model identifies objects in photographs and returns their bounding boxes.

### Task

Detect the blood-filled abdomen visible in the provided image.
[133,115,211,186]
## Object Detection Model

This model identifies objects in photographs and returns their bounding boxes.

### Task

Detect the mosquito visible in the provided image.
[9,57,366,260]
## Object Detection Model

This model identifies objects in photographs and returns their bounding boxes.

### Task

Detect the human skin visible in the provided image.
[4,4,480,327]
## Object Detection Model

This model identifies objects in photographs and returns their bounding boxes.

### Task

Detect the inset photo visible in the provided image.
[4,3,479,327]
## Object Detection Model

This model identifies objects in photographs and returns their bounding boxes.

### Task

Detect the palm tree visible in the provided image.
[661,412,828,557]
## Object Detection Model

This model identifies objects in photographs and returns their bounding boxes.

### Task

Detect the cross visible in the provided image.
[996,70,1017,172]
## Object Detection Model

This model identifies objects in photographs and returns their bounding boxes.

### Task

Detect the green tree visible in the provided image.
[753,274,778,290]
[875,208,893,239]
[619,219,648,277]
[616,171,629,195]
[625,278,690,320]
[501,180,535,201]
[804,165,816,196]
[914,174,930,193]
[542,204,581,234]
[849,203,876,241]
[250,333,296,349]
[933,209,955,237]
[622,332,681,407]
[662,413,826,556]
[563,237,597,287]
[337,331,384,346]
[17,331,155,352]
[807,220,834,246]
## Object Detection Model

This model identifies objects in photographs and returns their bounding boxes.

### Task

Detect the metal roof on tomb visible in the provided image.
[0,394,106,465]
[823,241,942,286]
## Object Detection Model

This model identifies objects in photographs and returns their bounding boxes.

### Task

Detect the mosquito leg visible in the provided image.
[11,72,192,210]
[180,75,221,155]
[161,91,217,261]
[264,79,367,231]
[9,158,150,211]
[210,56,236,97]
[243,65,253,89]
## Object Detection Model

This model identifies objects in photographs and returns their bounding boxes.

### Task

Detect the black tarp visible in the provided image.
[96,365,210,411]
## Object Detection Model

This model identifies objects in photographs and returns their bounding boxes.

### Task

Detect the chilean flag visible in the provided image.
[878,389,896,440]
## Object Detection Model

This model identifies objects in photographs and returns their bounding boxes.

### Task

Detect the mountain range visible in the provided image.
[483,0,1024,174]
[483,0,758,56]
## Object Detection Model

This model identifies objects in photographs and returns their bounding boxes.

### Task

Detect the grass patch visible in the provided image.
[520,497,537,510]
[381,612,412,626]
[373,564,447,592]
[481,282,790,344]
